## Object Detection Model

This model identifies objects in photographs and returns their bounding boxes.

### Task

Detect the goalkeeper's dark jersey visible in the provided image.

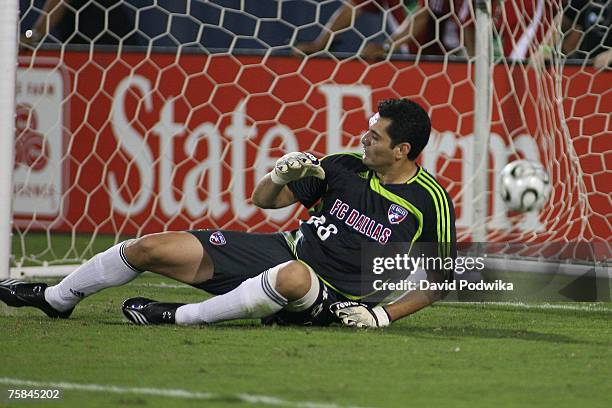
[286,152,456,298]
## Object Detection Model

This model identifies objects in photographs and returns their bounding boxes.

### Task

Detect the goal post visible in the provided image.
[472,0,493,242]
[0,0,18,280]
[4,0,611,281]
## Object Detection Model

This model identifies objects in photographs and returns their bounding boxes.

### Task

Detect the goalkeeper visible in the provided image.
[1,98,456,328]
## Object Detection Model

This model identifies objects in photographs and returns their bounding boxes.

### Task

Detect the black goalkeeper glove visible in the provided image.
[329,301,391,328]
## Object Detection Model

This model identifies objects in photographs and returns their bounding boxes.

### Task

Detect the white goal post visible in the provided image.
[472,0,493,242]
[0,0,19,280]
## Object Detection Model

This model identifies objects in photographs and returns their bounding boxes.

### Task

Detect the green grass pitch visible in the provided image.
[1,273,611,408]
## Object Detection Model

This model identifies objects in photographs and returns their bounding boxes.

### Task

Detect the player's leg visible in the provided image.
[121,229,330,325]
[175,260,316,324]
[123,232,213,283]
[0,232,209,318]
[125,259,323,325]
[121,229,288,324]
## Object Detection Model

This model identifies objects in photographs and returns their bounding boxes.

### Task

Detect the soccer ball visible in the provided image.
[499,160,552,212]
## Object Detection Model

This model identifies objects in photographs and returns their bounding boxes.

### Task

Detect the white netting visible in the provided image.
[9,0,611,272]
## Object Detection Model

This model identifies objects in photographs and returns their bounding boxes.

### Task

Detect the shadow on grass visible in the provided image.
[96,319,608,346]
[382,324,610,345]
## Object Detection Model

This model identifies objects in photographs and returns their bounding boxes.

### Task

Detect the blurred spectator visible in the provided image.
[562,0,611,68]
[463,0,562,61]
[494,0,560,60]
[361,0,468,59]
[21,0,140,48]
[294,0,410,55]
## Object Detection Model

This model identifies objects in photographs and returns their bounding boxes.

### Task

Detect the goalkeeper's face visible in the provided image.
[361,116,400,170]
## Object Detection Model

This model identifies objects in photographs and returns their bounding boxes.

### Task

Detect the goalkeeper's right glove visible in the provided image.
[270,152,326,185]
[329,301,391,328]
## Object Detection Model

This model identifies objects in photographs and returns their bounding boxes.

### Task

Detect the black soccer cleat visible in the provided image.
[0,279,74,319]
[122,297,185,325]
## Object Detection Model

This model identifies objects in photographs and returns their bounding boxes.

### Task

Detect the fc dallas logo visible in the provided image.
[209,231,226,246]
[387,204,408,224]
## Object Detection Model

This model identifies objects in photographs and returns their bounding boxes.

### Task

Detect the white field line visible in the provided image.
[442,301,612,313]
[0,377,374,408]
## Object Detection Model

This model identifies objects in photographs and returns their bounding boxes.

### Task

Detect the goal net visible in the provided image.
[5,0,611,278]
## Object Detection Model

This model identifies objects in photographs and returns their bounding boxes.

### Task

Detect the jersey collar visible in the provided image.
[371,165,422,185]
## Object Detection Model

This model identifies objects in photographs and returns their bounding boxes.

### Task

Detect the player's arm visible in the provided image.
[561,7,581,56]
[21,0,64,47]
[388,5,430,51]
[376,190,456,326]
[252,174,298,209]
[362,4,430,59]
[294,2,360,55]
[384,287,444,321]
[334,260,452,327]
[252,152,325,209]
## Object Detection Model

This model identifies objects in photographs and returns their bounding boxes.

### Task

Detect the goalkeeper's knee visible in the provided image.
[275,261,319,309]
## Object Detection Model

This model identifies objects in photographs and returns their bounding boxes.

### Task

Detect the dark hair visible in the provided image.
[377,98,431,160]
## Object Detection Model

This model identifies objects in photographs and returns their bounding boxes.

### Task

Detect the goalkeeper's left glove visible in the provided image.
[329,301,391,328]
[270,151,325,185]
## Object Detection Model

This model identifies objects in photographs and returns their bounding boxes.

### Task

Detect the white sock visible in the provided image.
[44,241,143,312]
[175,262,289,325]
